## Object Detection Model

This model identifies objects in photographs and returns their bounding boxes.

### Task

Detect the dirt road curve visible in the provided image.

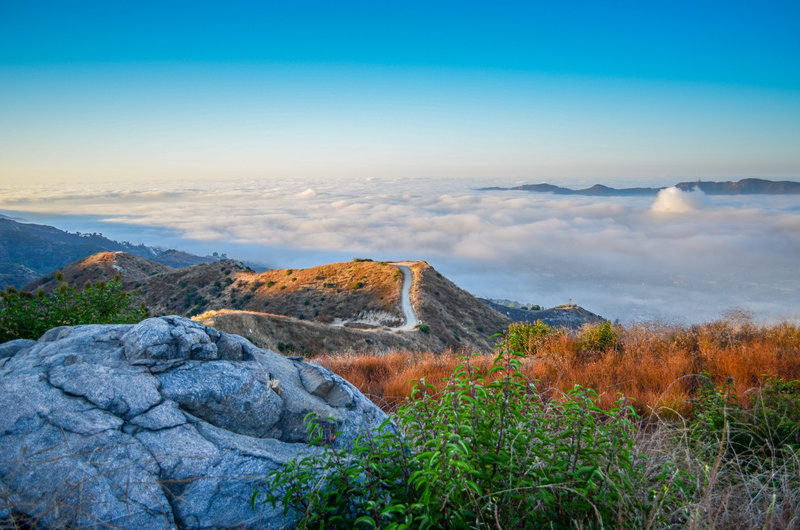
[389,262,419,331]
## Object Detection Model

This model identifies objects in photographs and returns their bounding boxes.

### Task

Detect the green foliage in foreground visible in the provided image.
[692,373,800,464]
[254,341,696,528]
[0,276,148,342]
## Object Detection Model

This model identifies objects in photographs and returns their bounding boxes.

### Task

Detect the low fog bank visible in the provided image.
[2,178,798,324]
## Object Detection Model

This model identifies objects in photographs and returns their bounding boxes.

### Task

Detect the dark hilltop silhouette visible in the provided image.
[480,178,800,196]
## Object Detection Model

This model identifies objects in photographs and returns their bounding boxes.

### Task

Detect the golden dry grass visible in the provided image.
[239,260,403,322]
[313,318,800,416]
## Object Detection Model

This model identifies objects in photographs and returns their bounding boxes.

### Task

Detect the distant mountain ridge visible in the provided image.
[0,216,220,288]
[480,178,800,196]
[480,299,605,330]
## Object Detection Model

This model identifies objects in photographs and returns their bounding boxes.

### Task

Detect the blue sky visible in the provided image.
[1,0,799,185]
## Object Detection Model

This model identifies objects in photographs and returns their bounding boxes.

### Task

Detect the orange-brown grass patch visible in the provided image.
[312,318,800,417]
[314,350,479,411]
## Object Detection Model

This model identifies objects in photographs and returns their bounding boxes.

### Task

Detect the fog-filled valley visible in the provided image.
[3,175,797,323]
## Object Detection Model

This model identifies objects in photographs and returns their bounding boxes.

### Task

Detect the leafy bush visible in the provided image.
[0,277,148,342]
[691,374,800,463]
[579,321,620,352]
[255,341,691,528]
[414,323,430,333]
[507,320,552,355]
[277,342,296,353]
[352,281,365,290]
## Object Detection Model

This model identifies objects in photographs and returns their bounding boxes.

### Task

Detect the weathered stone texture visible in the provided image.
[0,316,390,528]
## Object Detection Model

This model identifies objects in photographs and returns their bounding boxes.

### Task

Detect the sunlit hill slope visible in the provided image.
[26,252,516,354]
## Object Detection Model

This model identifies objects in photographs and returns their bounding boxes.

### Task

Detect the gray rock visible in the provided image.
[0,338,35,359]
[297,361,356,408]
[0,316,393,528]
[37,325,72,342]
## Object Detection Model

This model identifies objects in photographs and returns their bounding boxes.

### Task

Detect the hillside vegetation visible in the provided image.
[29,254,404,322]
[192,262,511,354]
[0,275,147,342]
[264,317,800,528]
[408,263,513,351]
[314,317,800,416]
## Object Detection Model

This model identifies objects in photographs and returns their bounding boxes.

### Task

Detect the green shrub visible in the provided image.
[691,374,800,464]
[507,320,552,355]
[0,278,148,342]
[277,342,295,353]
[579,321,620,352]
[414,323,430,333]
[254,341,691,528]
[352,281,365,290]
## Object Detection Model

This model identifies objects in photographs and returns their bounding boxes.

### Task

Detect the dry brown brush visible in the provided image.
[313,317,800,417]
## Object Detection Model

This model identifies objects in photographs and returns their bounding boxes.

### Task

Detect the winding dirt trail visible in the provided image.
[389,262,419,331]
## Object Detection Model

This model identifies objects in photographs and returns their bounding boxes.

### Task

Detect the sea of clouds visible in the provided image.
[2,176,798,324]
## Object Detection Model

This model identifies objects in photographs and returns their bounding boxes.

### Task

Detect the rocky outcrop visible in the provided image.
[0,316,391,528]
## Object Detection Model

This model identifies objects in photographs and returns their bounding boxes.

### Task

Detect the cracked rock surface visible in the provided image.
[0,316,391,528]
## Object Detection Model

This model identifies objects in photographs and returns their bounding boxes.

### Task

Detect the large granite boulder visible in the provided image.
[0,316,391,528]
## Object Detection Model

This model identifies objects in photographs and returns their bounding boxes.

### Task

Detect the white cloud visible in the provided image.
[296,188,317,198]
[651,186,708,213]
